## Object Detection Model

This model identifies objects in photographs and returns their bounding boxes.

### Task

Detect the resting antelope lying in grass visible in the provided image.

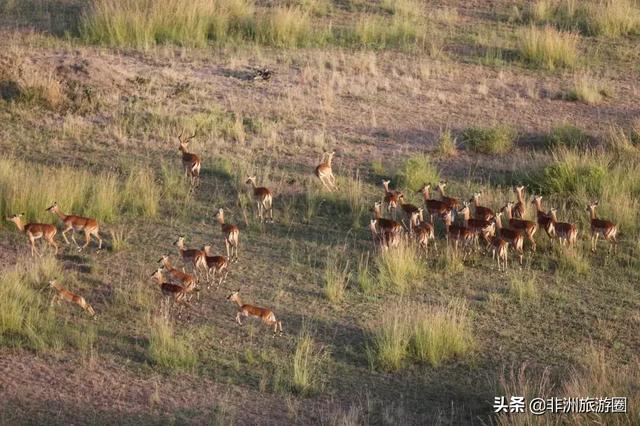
[315,150,337,191]
[436,181,461,211]
[159,255,198,299]
[227,290,283,335]
[531,195,554,239]
[417,184,450,225]
[150,269,190,313]
[49,279,95,316]
[382,180,400,219]
[203,245,229,288]
[246,176,273,223]
[494,212,524,265]
[178,130,201,187]
[548,208,578,248]
[502,202,537,252]
[469,192,495,221]
[214,208,239,261]
[586,201,618,253]
[6,213,58,256]
[174,236,207,275]
[46,202,102,252]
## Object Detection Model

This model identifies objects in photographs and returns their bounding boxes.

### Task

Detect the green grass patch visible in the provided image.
[148,315,198,371]
[323,249,351,303]
[394,153,440,191]
[544,125,591,149]
[518,25,579,70]
[375,241,424,294]
[291,324,328,396]
[460,126,516,154]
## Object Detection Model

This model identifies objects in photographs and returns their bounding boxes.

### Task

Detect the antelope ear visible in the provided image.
[595,200,599,205]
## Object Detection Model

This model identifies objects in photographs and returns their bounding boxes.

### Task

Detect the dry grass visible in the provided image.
[519,25,579,70]
[323,249,351,303]
[567,73,611,104]
[0,51,65,109]
[291,324,328,396]
[436,129,458,157]
[148,314,197,371]
[375,240,424,294]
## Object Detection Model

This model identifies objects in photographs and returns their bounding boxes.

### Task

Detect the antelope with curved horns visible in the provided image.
[586,201,618,253]
[548,208,578,248]
[6,213,58,256]
[227,290,283,335]
[203,245,229,288]
[436,181,461,211]
[494,212,524,265]
[382,180,400,219]
[501,202,537,252]
[469,192,494,221]
[49,279,95,316]
[178,130,201,186]
[531,195,554,239]
[150,269,190,313]
[174,236,207,276]
[513,186,527,219]
[214,208,239,261]
[46,202,102,252]
[246,176,273,223]
[314,150,337,191]
[158,254,198,299]
[417,184,450,225]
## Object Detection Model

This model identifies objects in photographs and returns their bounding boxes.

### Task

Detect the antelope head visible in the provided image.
[45,201,58,212]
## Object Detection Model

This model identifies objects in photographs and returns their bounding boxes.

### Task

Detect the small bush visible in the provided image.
[291,324,327,395]
[323,250,351,303]
[375,241,424,294]
[544,124,591,149]
[394,153,440,191]
[436,129,458,157]
[537,157,605,198]
[148,315,197,371]
[519,25,579,70]
[460,126,516,154]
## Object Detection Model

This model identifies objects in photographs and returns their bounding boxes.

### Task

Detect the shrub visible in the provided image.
[323,250,350,303]
[291,324,327,395]
[544,125,591,149]
[537,154,605,197]
[148,315,197,371]
[519,25,579,70]
[394,153,440,191]
[460,126,516,154]
[375,241,423,294]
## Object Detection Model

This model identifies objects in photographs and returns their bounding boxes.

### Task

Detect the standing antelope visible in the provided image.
[382,180,400,219]
[469,192,495,221]
[513,186,527,219]
[159,255,198,298]
[443,210,475,258]
[6,213,58,256]
[483,223,509,272]
[178,131,201,186]
[586,202,618,253]
[49,280,95,316]
[203,245,229,288]
[227,290,283,335]
[370,219,400,250]
[547,208,578,248]
[417,184,450,225]
[502,202,537,252]
[411,211,436,256]
[150,269,190,313]
[314,151,337,191]
[531,195,554,239]
[494,212,524,265]
[458,202,493,248]
[174,236,207,275]
[436,181,461,211]
[372,202,404,235]
[214,208,239,261]
[397,193,422,232]
[246,176,273,223]
[46,202,102,252]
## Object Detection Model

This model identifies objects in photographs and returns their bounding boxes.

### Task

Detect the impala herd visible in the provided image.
[3,144,620,336]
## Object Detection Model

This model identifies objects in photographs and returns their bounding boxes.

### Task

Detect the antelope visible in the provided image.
[469,192,495,221]
[159,254,198,298]
[436,181,461,211]
[531,195,554,239]
[372,202,404,236]
[150,269,190,312]
[586,202,618,253]
[245,176,273,223]
[458,202,493,248]
[513,186,527,219]
[174,236,207,275]
[227,290,283,335]
[202,245,229,288]
[502,202,537,252]
[6,213,58,256]
[214,208,239,261]
[483,223,509,271]
[411,212,436,256]
[314,150,337,191]
[382,180,400,219]
[397,193,422,232]
[443,210,475,258]
[46,202,102,252]
[370,219,400,249]
[178,130,201,186]
[494,212,524,265]
[417,184,450,224]
[547,208,578,248]
[49,280,95,316]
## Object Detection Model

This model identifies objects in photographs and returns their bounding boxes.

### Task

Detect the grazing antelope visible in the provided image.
[202,245,229,288]
[178,130,201,186]
[443,210,475,258]
[483,223,509,271]
[382,180,400,219]
[150,269,190,313]
[436,181,461,211]
[531,195,554,239]
[586,202,618,253]
[227,290,283,335]
[494,212,524,265]
[502,202,537,252]
[159,254,198,298]
[469,192,495,221]
[214,208,239,261]
[246,176,273,223]
[6,213,58,256]
[417,184,450,225]
[397,193,422,232]
[46,202,102,252]
[513,186,527,219]
[314,151,337,191]
[411,211,436,256]
[174,236,207,275]
[49,280,95,316]
[548,208,578,248]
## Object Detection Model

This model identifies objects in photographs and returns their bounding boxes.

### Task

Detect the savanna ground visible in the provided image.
[1,0,640,424]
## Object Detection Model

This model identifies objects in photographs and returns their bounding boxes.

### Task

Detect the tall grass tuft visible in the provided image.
[368,307,410,371]
[519,25,579,70]
[461,126,516,154]
[375,241,423,294]
[291,324,327,396]
[567,73,611,105]
[323,250,351,303]
[544,124,591,149]
[122,168,160,217]
[148,315,197,371]
[356,252,376,295]
[436,129,458,157]
[507,273,539,304]
[394,153,440,191]
[256,7,318,48]
[340,171,367,227]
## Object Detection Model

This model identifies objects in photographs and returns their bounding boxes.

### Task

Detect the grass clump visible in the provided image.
[256,7,319,48]
[375,241,423,294]
[356,252,376,295]
[0,53,65,110]
[460,126,516,155]
[323,250,351,303]
[148,315,197,371]
[368,308,410,371]
[394,153,440,191]
[553,244,590,274]
[519,25,579,70]
[507,273,539,304]
[291,324,327,396]
[544,124,591,149]
[567,73,611,104]
[436,129,458,157]
[535,150,606,198]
